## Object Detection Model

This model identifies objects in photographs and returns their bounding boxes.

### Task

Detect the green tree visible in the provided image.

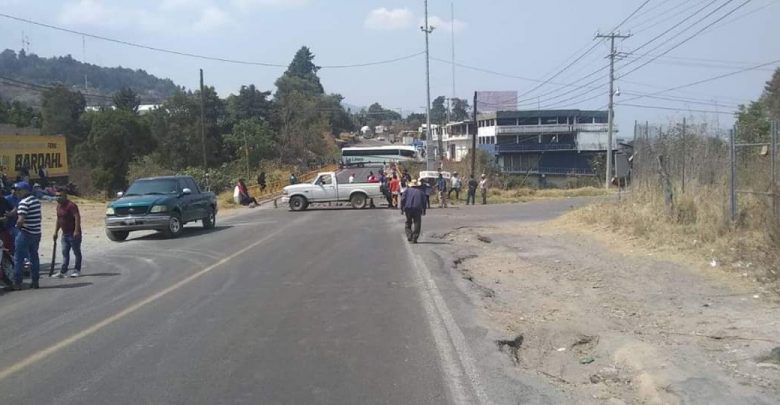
[0,100,40,127]
[764,68,780,120]
[113,87,141,113]
[226,84,272,123]
[320,94,355,134]
[452,98,470,121]
[430,96,447,124]
[224,118,277,171]
[41,85,86,148]
[274,46,324,101]
[77,109,155,195]
[736,68,780,143]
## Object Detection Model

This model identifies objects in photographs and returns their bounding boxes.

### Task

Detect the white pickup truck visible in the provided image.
[281,171,385,211]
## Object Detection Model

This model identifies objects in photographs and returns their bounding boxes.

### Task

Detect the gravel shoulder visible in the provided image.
[425,211,780,404]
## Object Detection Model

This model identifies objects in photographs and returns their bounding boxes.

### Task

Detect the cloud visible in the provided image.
[58,0,231,33]
[364,8,414,31]
[193,6,231,32]
[423,15,466,33]
[232,0,310,10]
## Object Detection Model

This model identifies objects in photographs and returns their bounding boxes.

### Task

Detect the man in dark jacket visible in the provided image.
[402,179,426,243]
[466,174,478,205]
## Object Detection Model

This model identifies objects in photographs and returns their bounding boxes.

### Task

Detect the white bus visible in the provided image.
[341,145,422,167]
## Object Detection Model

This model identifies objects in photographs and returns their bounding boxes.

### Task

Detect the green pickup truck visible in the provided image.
[105,176,217,241]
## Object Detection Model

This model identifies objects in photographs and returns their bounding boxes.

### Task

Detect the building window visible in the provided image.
[542,117,558,125]
[497,118,515,126]
[518,117,538,125]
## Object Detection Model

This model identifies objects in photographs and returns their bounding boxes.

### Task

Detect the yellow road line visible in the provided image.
[0,217,298,381]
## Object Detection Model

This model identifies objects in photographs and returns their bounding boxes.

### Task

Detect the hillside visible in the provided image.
[0,49,182,106]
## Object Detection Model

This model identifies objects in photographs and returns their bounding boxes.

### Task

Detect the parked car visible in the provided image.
[281,171,384,211]
[105,176,217,241]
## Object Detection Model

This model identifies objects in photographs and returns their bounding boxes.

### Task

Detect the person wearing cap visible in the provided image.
[479,174,488,205]
[12,181,42,289]
[402,178,426,243]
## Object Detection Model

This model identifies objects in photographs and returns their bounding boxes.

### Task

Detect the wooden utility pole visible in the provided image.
[200,69,207,168]
[595,32,630,190]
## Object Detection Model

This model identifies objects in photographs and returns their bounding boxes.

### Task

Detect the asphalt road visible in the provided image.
[0,198,592,404]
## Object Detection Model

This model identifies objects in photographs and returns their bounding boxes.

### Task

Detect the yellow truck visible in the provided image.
[0,134,69,181]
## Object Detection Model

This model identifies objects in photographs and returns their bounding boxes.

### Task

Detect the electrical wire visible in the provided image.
[619,58,780,104]
[0,13,424,69]
[619,0,754,79]
[617,102,737,114]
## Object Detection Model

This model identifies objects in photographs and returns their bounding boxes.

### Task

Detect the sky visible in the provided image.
[1,0,779,136]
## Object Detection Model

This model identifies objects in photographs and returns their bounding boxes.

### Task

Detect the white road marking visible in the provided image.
[403,236,492,405]
[0,217,301,382]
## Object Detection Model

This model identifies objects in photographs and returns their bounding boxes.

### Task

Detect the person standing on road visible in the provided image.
[436,173,448,208]
[389,175,401,208]
[402,179,426,243]
[479,174,488,205]
[448,171,462,202]
[289,173,298,185]
[52,188,82,278]
[349,173,355,184]
[466,174,478,205]
[12,182,41,290]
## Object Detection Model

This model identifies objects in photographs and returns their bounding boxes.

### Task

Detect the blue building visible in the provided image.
[476,110,619,180]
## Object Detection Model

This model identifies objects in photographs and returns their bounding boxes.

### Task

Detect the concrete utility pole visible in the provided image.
[200,69,207,168]
[422,0,435,170]
[471,91,477,177]
[595,32,630,190]
[451,0,456,101]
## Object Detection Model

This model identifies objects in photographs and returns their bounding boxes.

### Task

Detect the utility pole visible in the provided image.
[595,32,630,190]
[681,117,686,194]
[422,0,435,170]
[200,69,207,168]
[471,91,477,177]
[451,0,456,101]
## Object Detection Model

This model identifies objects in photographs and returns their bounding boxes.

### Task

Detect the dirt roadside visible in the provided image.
[429,220,780,404]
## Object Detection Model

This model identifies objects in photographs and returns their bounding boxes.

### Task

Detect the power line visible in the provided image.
[0,12,423,69]
[618,102,737,115]
[629,0,715,35]
[619,0,754,79]
[621,92,740,108]
[504,0,651,103]
[626,0,722,58]
[619,58,780,103]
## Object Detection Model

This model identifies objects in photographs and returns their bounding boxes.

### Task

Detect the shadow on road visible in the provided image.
[129,225,233,241]
[81,272,121,277]
[414,241,450,245]
[41,282,93,289]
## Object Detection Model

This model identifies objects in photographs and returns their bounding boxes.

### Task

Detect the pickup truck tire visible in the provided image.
[106,230,129,242]
[289,195,308,211]
[163,213,184,238]
[350,193,368,209]
[202,208,216,229]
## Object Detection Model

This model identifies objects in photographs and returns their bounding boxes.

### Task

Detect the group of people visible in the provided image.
[352,163,490,243]
[1,181,83,291]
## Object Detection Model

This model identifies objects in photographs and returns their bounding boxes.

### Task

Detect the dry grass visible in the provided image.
[564,184,779,289]
[487,186,609,204]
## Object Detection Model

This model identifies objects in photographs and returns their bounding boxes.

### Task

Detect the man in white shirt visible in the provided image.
[479,174,488,205]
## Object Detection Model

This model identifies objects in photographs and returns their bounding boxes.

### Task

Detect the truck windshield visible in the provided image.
[125,179,180,196]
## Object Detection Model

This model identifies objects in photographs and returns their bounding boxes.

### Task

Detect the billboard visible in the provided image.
[0,135,69,178]
[477,91,518,113]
